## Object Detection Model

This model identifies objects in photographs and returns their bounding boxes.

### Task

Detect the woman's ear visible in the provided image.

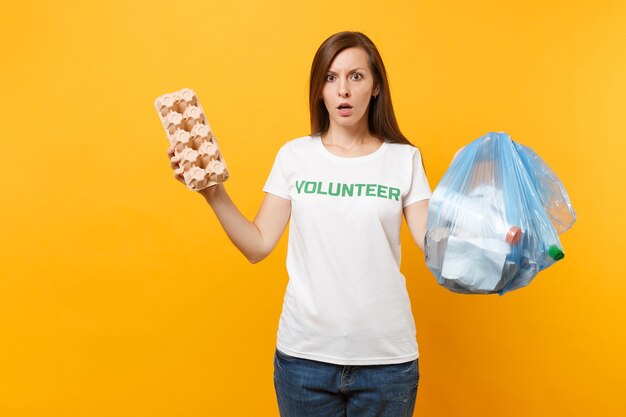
[373,85,380,97]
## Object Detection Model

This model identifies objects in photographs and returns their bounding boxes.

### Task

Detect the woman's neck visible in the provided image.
[322,124,379,150]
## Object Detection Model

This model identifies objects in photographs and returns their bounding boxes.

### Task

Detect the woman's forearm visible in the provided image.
[199,184,268,263]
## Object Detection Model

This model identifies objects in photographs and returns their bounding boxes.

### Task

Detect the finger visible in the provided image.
[174,167,185,182]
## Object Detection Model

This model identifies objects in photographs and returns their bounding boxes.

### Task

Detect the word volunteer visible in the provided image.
[295,179,401,201]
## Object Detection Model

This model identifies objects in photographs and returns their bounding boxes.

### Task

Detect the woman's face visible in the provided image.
[321,47,379,131]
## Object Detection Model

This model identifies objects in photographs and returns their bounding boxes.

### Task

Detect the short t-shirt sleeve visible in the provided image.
[403,148,432,207]
[263,146,291,200]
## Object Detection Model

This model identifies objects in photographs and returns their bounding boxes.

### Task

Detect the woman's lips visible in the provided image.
[337,105,353,116]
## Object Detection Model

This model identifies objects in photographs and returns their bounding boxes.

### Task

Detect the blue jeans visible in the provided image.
[274,349,419,417]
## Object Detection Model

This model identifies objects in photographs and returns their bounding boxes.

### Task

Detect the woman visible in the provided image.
[168,31,431,417]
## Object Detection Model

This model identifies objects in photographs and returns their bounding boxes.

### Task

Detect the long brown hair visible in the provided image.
[309,31,412,145]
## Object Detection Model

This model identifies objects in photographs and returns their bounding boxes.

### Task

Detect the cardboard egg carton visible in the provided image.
[155,88,229,191]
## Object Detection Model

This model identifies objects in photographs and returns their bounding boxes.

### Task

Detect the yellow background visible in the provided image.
[1,0,624,416]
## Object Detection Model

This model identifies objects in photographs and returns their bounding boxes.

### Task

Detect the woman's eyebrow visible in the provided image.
[327,67,366,74]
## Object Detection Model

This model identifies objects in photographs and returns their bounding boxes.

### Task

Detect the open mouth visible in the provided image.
[337,103,353,110]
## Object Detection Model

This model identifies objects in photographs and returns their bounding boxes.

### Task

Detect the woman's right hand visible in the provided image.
[167,145,185,185]
[167,145,220,199]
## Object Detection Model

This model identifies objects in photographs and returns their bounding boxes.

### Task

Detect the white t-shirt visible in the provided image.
[263,134,431,365]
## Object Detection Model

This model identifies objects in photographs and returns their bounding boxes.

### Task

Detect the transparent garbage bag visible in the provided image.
[425,132,575,295]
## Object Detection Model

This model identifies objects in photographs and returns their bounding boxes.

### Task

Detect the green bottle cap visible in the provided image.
[548,245,565,260]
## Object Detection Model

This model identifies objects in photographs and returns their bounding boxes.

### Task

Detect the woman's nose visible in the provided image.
[338,80,350,97]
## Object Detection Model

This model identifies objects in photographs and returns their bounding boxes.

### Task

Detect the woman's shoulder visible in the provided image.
[269,134,319,165]
[286,134,317,146]
[276,134,319,153]
[383,140,421,155]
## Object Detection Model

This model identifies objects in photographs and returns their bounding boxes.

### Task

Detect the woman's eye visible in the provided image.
[351,73,363,80]
[326,75,335,82]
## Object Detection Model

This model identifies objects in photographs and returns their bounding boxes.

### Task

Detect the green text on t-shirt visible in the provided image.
[295,180,401,201]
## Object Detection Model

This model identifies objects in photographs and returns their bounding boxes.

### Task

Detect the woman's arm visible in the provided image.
[403,199,429,252]
[200,185,291,263]
[169,146,291,264]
